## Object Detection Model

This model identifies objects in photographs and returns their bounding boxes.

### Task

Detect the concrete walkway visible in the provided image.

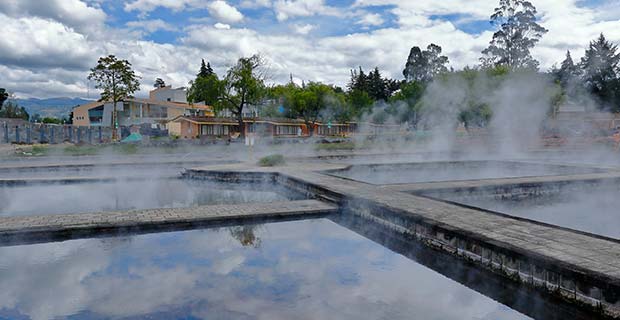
[0,200,337,244]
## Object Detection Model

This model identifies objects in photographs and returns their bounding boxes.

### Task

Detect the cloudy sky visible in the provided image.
[0,0,618,98]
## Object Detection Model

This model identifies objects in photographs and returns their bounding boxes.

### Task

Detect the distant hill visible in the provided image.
[11,97,93,118]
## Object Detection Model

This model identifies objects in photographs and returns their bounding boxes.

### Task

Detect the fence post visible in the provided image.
[3,123,8,143]
[50,126,55,144]
[26,126,31,144]
[98,126,102,143]
[68,126,73,142]
[77,127,81,143]
[39,125,45,143]
[15,126,20,143]
[88,127,92,144]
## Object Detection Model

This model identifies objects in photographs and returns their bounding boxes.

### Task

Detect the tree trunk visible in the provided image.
[306,120,314,137]
[237,112,245,139]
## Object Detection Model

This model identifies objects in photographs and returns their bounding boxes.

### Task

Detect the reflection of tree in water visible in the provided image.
[229,225,262,248]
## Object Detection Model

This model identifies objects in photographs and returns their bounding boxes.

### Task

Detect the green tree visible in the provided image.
[88,55,141,141]
[154,78,166,88]
[285,82,336,136]
[367,67,390,101]
[347,67,368,93]
[390,81,426,125]
[347,89,374,119]
[0,101,29,120]
[218,55,266,138]
[403,44,449,82]
[580,33,620,111]
[481,0,548,70]
[187,74,222,106]
[552,51,580,88]
[198,59,214,78]
[0,88,8,110]
[41,117,63,124]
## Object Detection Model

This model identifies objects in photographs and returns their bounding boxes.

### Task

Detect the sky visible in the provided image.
[0,0,618,99]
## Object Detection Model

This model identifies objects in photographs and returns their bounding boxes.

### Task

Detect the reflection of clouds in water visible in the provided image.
[454,189,620,239]
[0,180,290,216]
[0,219,528,320]
[334,162,595,185]
[0,240,110,320]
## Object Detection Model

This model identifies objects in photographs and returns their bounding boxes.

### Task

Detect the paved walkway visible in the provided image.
[287,169,620,280]
[0,200,337,243]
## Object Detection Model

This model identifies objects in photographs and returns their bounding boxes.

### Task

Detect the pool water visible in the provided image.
[328,161,602,185]
[0,218,530,320]
[0,179,299,217]
[442,189,620,239]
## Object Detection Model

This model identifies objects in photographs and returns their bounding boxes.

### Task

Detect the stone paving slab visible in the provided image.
[0,200,337,241]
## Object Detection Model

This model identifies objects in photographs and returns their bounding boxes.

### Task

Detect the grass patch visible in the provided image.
[258,154,285,167]
[30,145,49,155]
[113,143,139,155]
[315,141,356,151]
[63,145,100,156]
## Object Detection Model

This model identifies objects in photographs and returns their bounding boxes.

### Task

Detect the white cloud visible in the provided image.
[126,19,176,33]
[1,0,619,100]
[0,14,95,70]
[292,23,316,35]
[273,0,340,21]
[0,0,106,34]
[207,1,244,23]
[214,22,232,29]
[357,12,384,26]
[124,0,207,14]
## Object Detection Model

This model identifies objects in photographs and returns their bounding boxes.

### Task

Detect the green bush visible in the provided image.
[258,154,285,167]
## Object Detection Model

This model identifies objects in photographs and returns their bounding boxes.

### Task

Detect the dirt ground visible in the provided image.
[0,144,14,156]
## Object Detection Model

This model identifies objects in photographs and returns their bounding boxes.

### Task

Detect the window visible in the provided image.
[276,125,298,135]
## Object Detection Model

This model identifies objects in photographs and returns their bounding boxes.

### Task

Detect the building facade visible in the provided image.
[72,86,214,128]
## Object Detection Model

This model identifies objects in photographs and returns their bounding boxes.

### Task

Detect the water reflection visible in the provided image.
[443,188,620,239]
[330,162,599,185]
[229,225,262,248]
[0,180,297,217]
[0,219,529,320]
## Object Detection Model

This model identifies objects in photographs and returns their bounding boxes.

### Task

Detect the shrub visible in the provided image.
[258,154,285,167]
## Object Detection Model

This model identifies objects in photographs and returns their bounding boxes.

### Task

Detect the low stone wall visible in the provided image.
[415,176,620,202]
[344,198,619,317]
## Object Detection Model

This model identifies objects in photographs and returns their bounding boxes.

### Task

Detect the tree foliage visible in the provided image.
[88,55,141,104]
[285,82,338,136]
[552,51,580,89]
[0,101,29,120]
[218,55,266,137]
[198,59,215,78]
[0,88,8,110]
[188,59,222,106]
[188,74,222,106]
[87,55,140,138]
[403,44,450,82]
[154,78,166,88]
[580,33,620,111]
[481,0,548,70]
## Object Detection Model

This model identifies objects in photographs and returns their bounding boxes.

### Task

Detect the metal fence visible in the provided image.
[1,122,114,144]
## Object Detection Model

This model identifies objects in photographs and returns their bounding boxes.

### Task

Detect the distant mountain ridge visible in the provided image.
[10,97,93,118]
